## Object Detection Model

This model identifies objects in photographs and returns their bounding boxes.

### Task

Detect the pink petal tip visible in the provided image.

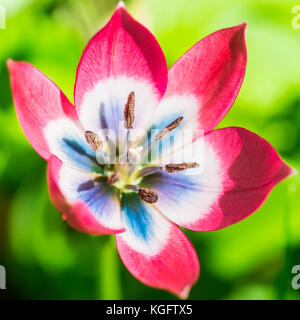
[116,1,126,9]
[291,168,298,176]
[178,285,192,300]
[6,58,15,68]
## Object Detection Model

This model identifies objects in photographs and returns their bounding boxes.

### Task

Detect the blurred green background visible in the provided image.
[0,0,300,300]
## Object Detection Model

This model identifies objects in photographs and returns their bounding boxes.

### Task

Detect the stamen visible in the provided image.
[138,188,158,203]
[124,91,135,129]
[165,162,199,173]
[125,184,139,192]
[85,131,103,151]
[137,166,163,177]
[155,116,183,141]
[107,172,121,185]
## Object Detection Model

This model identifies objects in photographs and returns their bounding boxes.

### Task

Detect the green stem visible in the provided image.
[97,235,122,300]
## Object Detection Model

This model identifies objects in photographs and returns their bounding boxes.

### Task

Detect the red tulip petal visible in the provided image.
[7,60,78,160]
[154,24,247,136]
[116,193,199,298]
[74,5,167,136]
[143,127,293,231]
[47,156,124,235]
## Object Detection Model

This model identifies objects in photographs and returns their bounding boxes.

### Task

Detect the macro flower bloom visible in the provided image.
[7,1,293,298]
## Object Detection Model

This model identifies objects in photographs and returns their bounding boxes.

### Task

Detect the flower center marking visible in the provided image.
[82,93,196,204]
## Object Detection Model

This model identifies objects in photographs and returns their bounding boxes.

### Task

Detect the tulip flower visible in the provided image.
[7,1,293,298]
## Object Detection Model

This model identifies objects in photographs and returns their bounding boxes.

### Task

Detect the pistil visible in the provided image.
[91,93,195,199]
